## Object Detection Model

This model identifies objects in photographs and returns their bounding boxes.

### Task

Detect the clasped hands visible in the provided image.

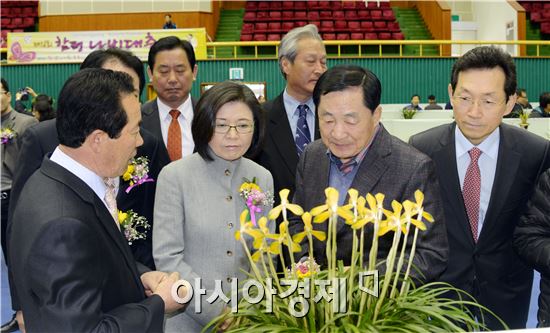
[140,271,188,313]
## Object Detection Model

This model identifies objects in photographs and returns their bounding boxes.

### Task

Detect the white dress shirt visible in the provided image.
[283,89,316,142]
[455,126,500,238]
[50,147,119,215]
[157,96,195,157]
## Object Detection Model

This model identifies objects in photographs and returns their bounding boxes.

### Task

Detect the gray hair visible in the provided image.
[278,24,324,79]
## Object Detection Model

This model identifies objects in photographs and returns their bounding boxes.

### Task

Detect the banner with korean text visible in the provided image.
[6,28,207,64]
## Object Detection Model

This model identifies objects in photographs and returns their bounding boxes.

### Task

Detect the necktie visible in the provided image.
[103,177,120,230]
[167,109,182,161]
[462,147,482,242]
[339,160,358,176]
[295,104,311,156]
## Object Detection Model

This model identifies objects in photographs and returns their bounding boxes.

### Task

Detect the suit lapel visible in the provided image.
[432,124,475,246]
[141,99,163,144]
[479,125,521,242]
[269,95,299,177]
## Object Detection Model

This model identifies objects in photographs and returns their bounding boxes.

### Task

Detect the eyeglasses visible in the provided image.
[214,122,254,134]
[453,95,506,111]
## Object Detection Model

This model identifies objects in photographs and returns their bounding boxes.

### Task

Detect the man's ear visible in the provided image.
[86,129,107,153]
[503,93,517,117]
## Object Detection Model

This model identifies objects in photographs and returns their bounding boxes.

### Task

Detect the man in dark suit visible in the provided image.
[142,36,197,162]
[9,68,185,331]
[256,24,326,202]
[289,65,448,284]
[4,49,169,332]
[409,46,550,330]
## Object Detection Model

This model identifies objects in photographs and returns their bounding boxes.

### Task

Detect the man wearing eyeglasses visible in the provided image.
[409,46,550,330]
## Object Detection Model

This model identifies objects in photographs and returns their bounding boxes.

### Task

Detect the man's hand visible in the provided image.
[25,87,37,98]
[140,271,169,297]
[16,310,25,333]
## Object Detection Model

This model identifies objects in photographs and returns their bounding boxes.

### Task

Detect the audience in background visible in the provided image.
[142,36,197,162]
[404,94,422,110]
[153,81,273,332]
[162,13,177,29]
[508,88,533,117]
[530,92,550,118]
[425,94,443,110]
[30,94,56,122]
[256,24,326,206]
[409,46,550,330]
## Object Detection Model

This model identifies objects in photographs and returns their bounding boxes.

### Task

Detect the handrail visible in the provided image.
[205,40,550,59]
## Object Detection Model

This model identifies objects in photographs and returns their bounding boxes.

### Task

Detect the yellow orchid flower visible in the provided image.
[311,187,354,223]
[118,210,128,224]
[239,182,261,193]
[246,217,270,249]
[349,196,377,230]
[402,200,426,231]
[292,212,327,243]
[122,164,135,182]
[413,190,434,223]
[235,209,254,241]
[268,189,304,221]
[266,221,302,254]
[378,200,404,236]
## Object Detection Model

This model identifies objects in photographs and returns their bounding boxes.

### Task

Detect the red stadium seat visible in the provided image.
[345,10,359,20]
[541,22,550,34]
[267,33,281,41]
[531,11,541,22]
[270,1,282,10]
[320,20,334,32]
[256,11,269,20]
[365,32,378,40]
[9,7,22,17]
[335,21,347,30]
[245,2,258,11]
[242,23,254,33]
[1,18,10,26]
[295,21,308,27]
[320,11,332,19]
[258,1,269,10]
[255,22,268,32]
[9,17,23,28]
[253,33,267,41]
[282,21,295,31]
[333,10,345,19]
[361,21,374,31]
[269,22,282,31]
[374,21,387,30]
[387,21,400,32]
[295,1,307,10]
[294,11,307,20]
[351,32,364,40]
[367,1,378,9]
[392,32,405,40]
[348,21,361,31]
[243,12,256,22]
[310,21,321,29]
[307,1,318,9]
[337,33,350,40]
[342,1,355,9]
[322,33,336,40]
[382,10,395,21]
[380,1,391,8]
[533,2,543,11]
[308,11,320,20]
[371,10,382,20]
[240,34,253,41]
[269,11,282,20]
[282,11,294,20]
[282,1,294,10]
[22,6,36,17]
[22,17,34,27]
[318,1,331,9]
[378,32,391,40]
[357,10,370,19]
[331,1,342,10]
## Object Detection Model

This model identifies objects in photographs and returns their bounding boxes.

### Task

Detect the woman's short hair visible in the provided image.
[192,81,266,161]
[32,94,56,121]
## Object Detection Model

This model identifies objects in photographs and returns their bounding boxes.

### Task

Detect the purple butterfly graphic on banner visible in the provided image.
[9,42,36,63]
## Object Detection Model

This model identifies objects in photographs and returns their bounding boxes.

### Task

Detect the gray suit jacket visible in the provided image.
[290,125,448,283]
[153,152,274,332]
[1,110,37,190]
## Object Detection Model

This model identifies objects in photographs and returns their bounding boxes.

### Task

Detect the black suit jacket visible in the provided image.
[9,158,164,332]
[290,125,448,284]
[256,92,320,203]
[141,97,195,160]
[409,122,550,330]
[8,119,167,272]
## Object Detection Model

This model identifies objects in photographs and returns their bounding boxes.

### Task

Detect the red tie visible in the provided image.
[167,110,182,161]
[462,147,482,242]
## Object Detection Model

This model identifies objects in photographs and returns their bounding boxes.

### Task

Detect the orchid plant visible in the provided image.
[206,188,505,332]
